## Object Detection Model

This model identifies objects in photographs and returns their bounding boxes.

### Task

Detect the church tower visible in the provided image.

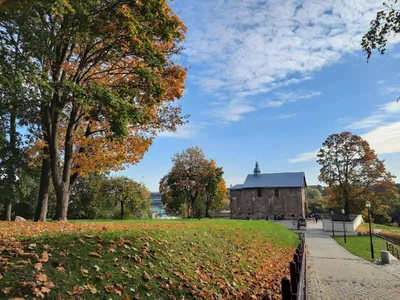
[254,162,261,176]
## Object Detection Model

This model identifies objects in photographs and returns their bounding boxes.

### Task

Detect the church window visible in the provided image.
[257,189,262,197]
[275,188,280,197]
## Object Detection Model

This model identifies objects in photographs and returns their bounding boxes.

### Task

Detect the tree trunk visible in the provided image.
[190,198,195,218]
[5,104,17,221]
[49,104,76,221]
[205,202,209,218]
[54,182,72,221]
[35,155,50,221]
[4,200,12,221]
[121,200,124,220]
[344,201,350,216]
[343,188,350,215]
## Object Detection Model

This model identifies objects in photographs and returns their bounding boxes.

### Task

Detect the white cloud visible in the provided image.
[377,80,386,84]
[381,101,400,113]
[277,113,297,119]
[381,87,400,95]
[291,100,400,162]
[289,150,319,163]
[215,99,256,122]
[346,101,400,129]
[263,90,321,108]
[346,114,386,130]
[264,100,284,108]
[290,121,400,164]
[175,0,386,122]
[158,123,203,139]
[213,90,319,121]
[392,53,400,59]
[362,122,400,154]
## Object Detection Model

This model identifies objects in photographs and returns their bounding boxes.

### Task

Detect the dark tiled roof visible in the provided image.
[230,172,306,190]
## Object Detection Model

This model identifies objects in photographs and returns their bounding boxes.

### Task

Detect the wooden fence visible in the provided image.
[281,233,307,300]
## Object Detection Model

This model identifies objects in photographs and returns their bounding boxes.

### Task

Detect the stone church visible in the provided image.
[230,163,307,220]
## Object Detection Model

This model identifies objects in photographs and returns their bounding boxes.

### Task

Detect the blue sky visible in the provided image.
[119,0,400,191]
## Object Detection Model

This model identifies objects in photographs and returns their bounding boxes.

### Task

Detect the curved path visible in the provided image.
[307,223,400,300]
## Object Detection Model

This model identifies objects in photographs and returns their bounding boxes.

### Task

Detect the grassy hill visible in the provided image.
[0,219,298,299]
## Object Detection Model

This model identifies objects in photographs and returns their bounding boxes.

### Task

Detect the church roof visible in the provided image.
[230,172,307,190]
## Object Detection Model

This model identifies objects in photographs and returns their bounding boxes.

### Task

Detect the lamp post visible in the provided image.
[331,211,335,236]
[341,209,346,243]
[366,201,374,259]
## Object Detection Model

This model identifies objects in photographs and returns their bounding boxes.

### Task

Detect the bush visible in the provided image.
[372,211,391,224]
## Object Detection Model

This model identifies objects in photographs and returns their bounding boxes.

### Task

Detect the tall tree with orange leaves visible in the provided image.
[317,132,397,214]
[2,0,187,220]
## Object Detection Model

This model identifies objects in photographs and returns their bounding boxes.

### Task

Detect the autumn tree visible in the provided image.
[203,160,227,217]
[317,132,397,214]
[1,0,187,220]
[160,147,210,218]
[100,177,150,220]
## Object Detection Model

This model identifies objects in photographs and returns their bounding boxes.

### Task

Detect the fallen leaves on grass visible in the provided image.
[38,251,48,263]
[34,263,42,271]
[89,252,101,258]
[0,221,297,300]
[56,266,65,272]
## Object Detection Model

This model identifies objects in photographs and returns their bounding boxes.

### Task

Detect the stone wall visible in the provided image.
[230,187,306,220]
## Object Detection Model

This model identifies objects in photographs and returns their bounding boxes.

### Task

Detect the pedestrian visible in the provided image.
[315,216,318,223]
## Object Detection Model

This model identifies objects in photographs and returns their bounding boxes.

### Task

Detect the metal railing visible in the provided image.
[371,232,400,259]
[281,233,307,300]
[386,242,400,259]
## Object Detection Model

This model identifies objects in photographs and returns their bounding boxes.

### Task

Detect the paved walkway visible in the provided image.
[307,223,400,300]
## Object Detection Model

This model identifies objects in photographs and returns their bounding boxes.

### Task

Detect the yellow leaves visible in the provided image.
[85,284,97,294]
[34,263,43,270]
[93,265,101,272]
[38,251,48,263]
[71,285,84,296]
[56,266,65,272]
[28,243,36,250]
[69,284,98,295]
[89,252,101,258]
[35,273,47,282]
[40,286,51,294]
[80,266,89,277]
[84,233,97,239]
[32,288,44,298]
[105,284,124,296]
[2,287,11,294]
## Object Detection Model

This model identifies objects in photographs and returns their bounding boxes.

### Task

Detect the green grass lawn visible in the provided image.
[333,235,389,261]
[358,223,400,244]
[358,222,400,234]
[0,219,299,299]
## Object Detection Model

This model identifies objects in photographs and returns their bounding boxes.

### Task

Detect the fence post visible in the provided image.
[290,261,298,294]
[281,276,292,300]
[293,253,300,275]
[386,241,389,251]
